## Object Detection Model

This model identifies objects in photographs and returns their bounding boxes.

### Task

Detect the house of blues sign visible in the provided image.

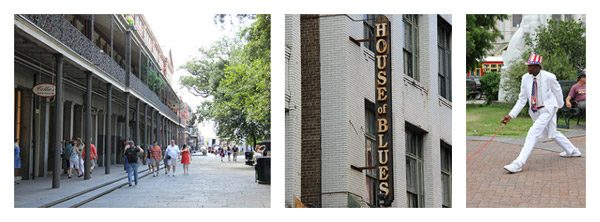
[375,15,394,207]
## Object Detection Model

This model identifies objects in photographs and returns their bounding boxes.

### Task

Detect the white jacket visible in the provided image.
[509,70,564,118]
[508,70,563,138]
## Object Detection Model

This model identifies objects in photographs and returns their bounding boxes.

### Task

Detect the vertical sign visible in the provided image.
[375,15,394,207]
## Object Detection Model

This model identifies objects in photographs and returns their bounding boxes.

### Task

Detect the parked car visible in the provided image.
[467,78,482,100]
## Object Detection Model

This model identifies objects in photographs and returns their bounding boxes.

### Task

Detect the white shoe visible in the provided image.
[503,161,523,173]
[560,148,582,157]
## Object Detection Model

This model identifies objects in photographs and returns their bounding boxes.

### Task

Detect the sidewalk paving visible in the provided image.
[14,163,132,208]
[15,153,270,208]
[81,153,270,208]
[466,132,586,208]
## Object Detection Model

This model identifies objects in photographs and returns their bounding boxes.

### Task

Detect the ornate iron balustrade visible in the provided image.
[22,14,127,84]
[129,73,179,123]
[22,14,182,125]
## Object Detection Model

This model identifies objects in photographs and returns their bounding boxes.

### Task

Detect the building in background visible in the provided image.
[14,14,189,186]
[285,14,452,208]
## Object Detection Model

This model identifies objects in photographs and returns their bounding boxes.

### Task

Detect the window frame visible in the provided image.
[365,100,378,207]
[363,14,376,53]
[403,14,420,81]
[437,16,452,101]
[440,141,452,208]
[405,127,424,208]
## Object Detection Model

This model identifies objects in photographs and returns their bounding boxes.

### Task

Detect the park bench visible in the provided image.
[557,80,585,129]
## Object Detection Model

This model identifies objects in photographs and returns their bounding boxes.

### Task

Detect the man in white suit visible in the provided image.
[501,53,582,173]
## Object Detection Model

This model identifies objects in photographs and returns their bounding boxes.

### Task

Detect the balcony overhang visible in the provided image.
[15,15,186,128]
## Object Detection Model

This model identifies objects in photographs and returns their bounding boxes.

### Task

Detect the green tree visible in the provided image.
[480,71,500,105]
[466,14,507,71]
[180,37,237,98]
[504,19,584,103]
[531,19,586,71]
[181,14,270,147]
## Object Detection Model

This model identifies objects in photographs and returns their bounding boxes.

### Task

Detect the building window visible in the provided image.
[512,14,522,27]
[406,126,424,208]
[403,14,419,81]
[365,100,378,206]
[441,141,452,208]
[437,16,452,101]
[363,14,376,52]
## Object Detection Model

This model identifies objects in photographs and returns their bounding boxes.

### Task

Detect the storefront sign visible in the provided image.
[375,15,394,207]
[32,83,56,97]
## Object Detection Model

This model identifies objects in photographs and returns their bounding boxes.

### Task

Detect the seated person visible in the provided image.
[566,71,586,110]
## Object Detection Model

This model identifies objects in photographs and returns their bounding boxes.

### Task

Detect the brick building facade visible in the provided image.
[285,14,453,208]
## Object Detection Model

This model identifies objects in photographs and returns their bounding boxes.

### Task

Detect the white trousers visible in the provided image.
[515,108,576,165]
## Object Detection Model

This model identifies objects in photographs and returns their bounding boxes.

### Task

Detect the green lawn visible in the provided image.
[466,103,532,137]
[467,103,586,137]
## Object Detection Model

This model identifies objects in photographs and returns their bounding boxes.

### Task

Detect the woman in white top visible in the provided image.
[253,145,266,165]
[70,138,85,178]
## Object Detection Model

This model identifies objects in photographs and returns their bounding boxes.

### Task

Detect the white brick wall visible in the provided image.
[285,14,453,208]
[320,15,350,207]
[345,14,376,202]
[284,14,302,207]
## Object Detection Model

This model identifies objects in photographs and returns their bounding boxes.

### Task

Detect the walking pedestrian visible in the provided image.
[125,141,143,186]
[71,138,85,178]
[14,139,21,184]
[144,144,152,174]
[181,144,191,175]
[227,146,232,162]
[61,140,69,175]
[63,140,74,178]
[232,145,238,162]
[122,140,130,173]
[150,141,162,177]
[502,53,582,173]
[82,139,97,174]
[219,147,225,162]
[165,140,180,176]
[163,144,169,175]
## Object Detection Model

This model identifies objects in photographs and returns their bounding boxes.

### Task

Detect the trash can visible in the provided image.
[245,152,254,166]
[255,157,271,184]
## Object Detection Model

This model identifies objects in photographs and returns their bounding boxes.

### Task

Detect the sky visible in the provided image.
[143,14,244,142]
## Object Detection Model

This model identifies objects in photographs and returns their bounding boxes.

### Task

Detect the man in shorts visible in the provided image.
[150,141,162,177]
[165,140,180,177]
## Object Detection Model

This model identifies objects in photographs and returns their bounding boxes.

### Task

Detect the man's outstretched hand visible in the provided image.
[502,115,512,125]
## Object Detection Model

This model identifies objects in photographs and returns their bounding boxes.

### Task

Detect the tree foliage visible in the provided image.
[529,19,586,71]
[181,14,270,147]
[480,71,500,105]
[466,14,507,71]
[504,19,584,103]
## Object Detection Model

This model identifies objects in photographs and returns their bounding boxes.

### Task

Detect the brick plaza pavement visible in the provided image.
[467,133,585,208]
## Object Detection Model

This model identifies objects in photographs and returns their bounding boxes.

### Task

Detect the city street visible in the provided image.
[81,153,270,208]
[467,130,585,208]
